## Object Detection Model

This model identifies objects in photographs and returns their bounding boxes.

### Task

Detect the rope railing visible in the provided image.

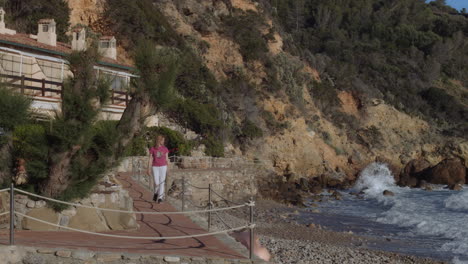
[14,188,248,215]
[210,189,244,206]
[0,211,9,217]
[6,174,257,259]
[15,211,254,240]
[132,159,256,259]
[214,211,233,230]
[184,182,209,190]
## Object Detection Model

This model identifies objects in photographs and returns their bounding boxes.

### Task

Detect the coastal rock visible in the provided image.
[68,207,109,232]
[22,208,59,231]
[331,191,342,200]
[297,177,309,192]
[399,158,431,187]
[426,159,466,185]
[448,184,463,191]
[383,190,394,196]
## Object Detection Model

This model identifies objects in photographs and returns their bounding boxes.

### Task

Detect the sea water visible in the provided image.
[300,162,468,263]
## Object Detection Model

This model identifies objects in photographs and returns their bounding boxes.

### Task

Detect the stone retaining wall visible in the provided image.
[119,156,269,207]
[11,174,138,232]
[1,246,267,264]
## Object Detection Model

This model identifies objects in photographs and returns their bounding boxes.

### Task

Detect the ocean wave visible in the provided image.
[353,162,398,197]
[445,189,468,211]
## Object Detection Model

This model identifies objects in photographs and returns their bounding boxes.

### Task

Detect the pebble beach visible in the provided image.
[210,199,446,264]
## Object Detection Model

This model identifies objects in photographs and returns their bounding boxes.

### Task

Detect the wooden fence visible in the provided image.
[0,73,130,106]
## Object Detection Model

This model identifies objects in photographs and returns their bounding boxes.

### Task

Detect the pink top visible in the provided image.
[150,146,169,167]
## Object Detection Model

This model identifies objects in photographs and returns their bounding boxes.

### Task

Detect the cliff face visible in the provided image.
[66,0,467,185]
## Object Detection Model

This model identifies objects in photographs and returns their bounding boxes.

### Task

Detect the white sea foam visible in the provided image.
[453,257,468,264]
[445,189,468,211]
[349,163,468,259]
[353,162,398,197]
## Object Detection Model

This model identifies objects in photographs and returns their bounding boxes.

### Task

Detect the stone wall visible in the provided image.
[1,245,267,264]
[13,174,138,232]
[119,156,270,207]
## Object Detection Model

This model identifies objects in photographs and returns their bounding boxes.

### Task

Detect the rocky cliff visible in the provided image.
[65,0,467,191]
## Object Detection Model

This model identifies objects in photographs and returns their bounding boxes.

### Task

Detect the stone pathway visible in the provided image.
[0,173,246,259]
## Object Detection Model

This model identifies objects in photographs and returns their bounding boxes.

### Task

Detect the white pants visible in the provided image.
[152,165,167,200]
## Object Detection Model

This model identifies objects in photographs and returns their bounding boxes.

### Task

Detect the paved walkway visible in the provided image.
[0,173,245,259]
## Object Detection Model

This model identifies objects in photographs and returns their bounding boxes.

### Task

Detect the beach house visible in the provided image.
[0,8,136,120]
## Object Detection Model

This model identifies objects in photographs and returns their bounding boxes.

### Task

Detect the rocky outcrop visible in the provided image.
[23,207,60,231]
[399,158,466,187]
[426,159,466,185]
[64,0,467,194]
[383,190,395,196]
[399,158,432,187]
[17,174,138,232]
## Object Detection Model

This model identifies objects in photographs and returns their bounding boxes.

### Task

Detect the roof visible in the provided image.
[38,19,55,24]
[0,32,133,71]
[99,36,115,41]
[71,27,85,33]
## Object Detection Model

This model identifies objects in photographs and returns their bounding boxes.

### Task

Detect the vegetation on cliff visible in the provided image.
[268,0,467,134]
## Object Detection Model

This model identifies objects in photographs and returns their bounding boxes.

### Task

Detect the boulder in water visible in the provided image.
[383,190,395,196]
[399,158,431,187]
[448,183,463,191]
[331,191,342,200]
[427,159,466,185]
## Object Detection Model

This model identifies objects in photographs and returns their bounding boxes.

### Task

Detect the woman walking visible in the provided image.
[148,135,169,203]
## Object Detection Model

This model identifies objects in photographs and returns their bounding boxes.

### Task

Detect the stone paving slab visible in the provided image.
[0,173,246,260]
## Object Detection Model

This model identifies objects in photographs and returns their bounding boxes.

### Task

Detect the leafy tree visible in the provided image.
[0,86,30,184]
[40,39,178,198]
[3,0,70,42]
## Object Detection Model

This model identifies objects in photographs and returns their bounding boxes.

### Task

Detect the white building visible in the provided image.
[0,10,136,120]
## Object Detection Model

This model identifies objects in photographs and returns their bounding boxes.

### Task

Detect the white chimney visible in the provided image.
[37,19,56,46]
[98,36,117,60]
[71,27,86,51]
[0,7,16,35]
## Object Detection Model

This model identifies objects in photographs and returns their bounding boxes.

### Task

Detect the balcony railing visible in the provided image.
[0,73,130,106]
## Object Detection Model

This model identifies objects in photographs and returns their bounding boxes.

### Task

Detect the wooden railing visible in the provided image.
[0,73,130,106]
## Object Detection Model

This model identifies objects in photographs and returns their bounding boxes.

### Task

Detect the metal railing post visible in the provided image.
[137,160,142,184]
[249,199,254,260]
[181,176,185,211]
[41,78,46,96]
[9,183,14,245]
[208,184,212,231]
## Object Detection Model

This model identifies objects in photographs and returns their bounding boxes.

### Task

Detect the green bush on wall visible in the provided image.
[145,126,193,157]
[12,124,49,188]
[202,134,224,157]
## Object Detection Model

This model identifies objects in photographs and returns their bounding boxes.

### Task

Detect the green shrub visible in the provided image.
[123,134,147,157]
[145,126,193,156]
[202,134,224,157]
[4,0,70,42]
[169,98,224,135]
[241,119,263,139]
[222,11,268,61]
[261,110,290,133]
[0,87,31,134]
[104,0,183,49]
[419,87,467,122]
[12,124,48,187]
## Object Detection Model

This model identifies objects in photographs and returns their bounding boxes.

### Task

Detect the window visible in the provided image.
[42,25,48,32]
[101,72,128,91]
[37,59,63,82]
[76,32,80,40]
[0,52,33,78]
[100,41,110,48]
